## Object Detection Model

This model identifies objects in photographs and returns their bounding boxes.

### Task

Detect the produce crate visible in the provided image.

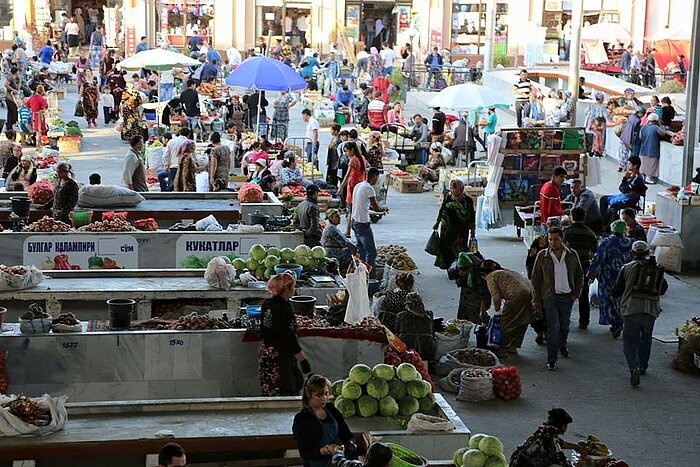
[392,175,423,194]
[58,136,81,154]
[289,195,331,212]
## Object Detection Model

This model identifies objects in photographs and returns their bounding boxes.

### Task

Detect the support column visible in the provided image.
[567,0,583,126]
[483,0,497,72]
[680,1,700,188]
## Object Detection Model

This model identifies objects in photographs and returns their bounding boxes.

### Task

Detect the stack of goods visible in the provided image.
[24,216,71,233]
[78,217,136,232]
[52,312,82,333]
[0,265,44,290]
[673,316,700,374]
[453,433,507,467]
[0,394,68,436]
[27,180,55,205]
[294,315,386,342]
[491,366,522,401]
[19,303,52,334]
[238,182,265,203]
[437,348,500,377]
[2,395,52,426]
[332,363,436,424]
[163,312,232,330]
[242,244,328,280]
[376,245,416,270]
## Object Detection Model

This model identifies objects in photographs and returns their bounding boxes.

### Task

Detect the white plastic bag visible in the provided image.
[196,171,210,192]
[195,214,222,231]
[586,155,602,186]
[344,261,371,324]
[145,146,165,171]
[370,292,385,317]
[406,413,454,433]
[0,394,68,436]
[589,279,599,308]
[204,256,237,290]
[0,266,44,291]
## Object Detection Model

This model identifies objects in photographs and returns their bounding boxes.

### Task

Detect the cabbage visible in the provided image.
[453,448,467,467]
[294,244,312,258]
[469,434,488,449]
[249,244,267,261]
[397,363,421,382]
[279,248,296,262]
[406,380,431,399]
[478,436,504,457]
[372,363,395,381]
[331,379,345,397]
[366,377,389,399]
[398,395,419,416]
[418,394,435,412]
[255,266,266,280]
[311,246,326,259]
[246,257,259,271]
[232,258,247,271]
[341,381,363,400]
[296,255,311,269]
[266,247,280,258]
[356,394,378,417]
[484,455,508,467]
[334,396,356,418]
[462,449,486,467]
[387,379,406,399]
[378,396,399,417]
[348,364,373,385]
[264,255,280,269]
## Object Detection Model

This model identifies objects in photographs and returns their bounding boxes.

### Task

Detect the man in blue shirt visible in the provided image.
[334,84,355,112]
[620,45,632,82]
[38,41,54,65]
[424,47,442,90]
[300,52,320,78]
[323,51,340,97]
[199,58,219,83]
[188,35,203,56]
[206,44,221,64]
[135,36,149,54]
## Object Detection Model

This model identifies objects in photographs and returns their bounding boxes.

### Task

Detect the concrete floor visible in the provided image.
[21,84,700,466]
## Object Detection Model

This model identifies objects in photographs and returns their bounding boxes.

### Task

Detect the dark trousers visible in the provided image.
[623,313,656,371]
[5,97,18,128]
[103,106,113,124]
[157,167,177,192]
[515,100,529,128]
[543,295,574,364]
[277,353,303,396]
[578,262,591,326]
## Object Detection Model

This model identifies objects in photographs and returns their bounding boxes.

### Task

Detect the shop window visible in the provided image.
[158,0,215,48]
[450,1,509,55]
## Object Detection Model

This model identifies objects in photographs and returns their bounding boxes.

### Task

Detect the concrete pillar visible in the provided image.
[680,2,699,187]
[483,0,497,71]
[567,0,583,126]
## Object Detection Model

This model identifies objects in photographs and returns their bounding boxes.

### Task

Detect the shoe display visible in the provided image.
[630,369,641,386]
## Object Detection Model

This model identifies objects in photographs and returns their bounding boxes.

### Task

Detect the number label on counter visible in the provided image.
[169,339,184,346]
[61,342,79,349]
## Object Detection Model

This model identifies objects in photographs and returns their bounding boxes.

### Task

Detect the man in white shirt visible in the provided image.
[302,108,319,165]
[351,168,386,272]
[380,43,396,77]
[296,15,308,46]
[158,128,192,191]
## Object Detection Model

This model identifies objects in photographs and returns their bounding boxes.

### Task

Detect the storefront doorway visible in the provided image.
[346,1,412,51]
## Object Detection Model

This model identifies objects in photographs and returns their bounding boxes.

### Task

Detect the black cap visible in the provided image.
[306,184,320,196]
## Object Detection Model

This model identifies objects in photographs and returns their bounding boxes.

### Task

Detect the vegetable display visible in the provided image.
[166,312,232,330]
[678,316,700,336]
[453,433,507,467]
[491,366,522,401]
[21,304,51,320]
[3,395,51,426]
[79,218,136,232]
[237,182,265,203]
[53,313,79,326]
[236,244,327,281]
[578,435,610,457]
[133,218,159,231]
[0,265,28,276]
[27,180,55,205]
[333,363,435,424]
[64,121,83,137]
[25,216,72,233]
[376,245,416,270]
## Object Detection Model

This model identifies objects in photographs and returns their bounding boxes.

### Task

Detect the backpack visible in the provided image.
[631,257,665,301]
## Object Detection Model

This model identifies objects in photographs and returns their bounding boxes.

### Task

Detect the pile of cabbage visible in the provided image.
[333,363,435,421]
[453,433,507,467]
[239,244,327,280]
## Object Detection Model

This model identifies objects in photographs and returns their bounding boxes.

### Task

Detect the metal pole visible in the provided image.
[567,0,583,126]
[681,0,700,187]
[483,0,497,72]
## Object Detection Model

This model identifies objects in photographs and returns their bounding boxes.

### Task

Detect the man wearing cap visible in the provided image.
[334,84,355,114]
[539,167,567,232]
[564,179,601,235]
[294,184,322,247]
[612,241,668,386]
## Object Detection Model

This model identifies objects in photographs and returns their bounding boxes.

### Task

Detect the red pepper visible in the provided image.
[53,255,72,270]
[70,265,81,270]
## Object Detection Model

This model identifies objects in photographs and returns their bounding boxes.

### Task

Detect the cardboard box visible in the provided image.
[392,175,423,193]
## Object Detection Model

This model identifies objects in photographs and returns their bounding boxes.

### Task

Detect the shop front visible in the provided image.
[254,0,312,48]
[344,1,414,50]
[449,0,509,58]
[156,0,215,49]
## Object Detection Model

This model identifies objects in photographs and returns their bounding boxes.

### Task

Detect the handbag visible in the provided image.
[74,99,84,117]
[425,230,440,256]
[486,314,502,348]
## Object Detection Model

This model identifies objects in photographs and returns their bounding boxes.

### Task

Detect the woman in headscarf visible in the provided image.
[448,252,490,323]
[638,113,674,184]
[25,85,48,146]
[52,162,79,223]
[588,220,634,338]
[259,272,311,396]
[418,142,446,182]
[120,82,144,141]
[480,260,534,356]
[7,154,37,189]
[75,51,90,85]
[433,179,476,269]
[365,131,384,169]
[510,408,581,467]
[79,68,99,128]
[368,47,383,80]
[105,65,126,109]
[378,272,415,332]
[174,140,197,192]
[396,292,436,361]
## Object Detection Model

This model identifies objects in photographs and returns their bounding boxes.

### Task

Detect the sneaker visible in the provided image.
[547,362,557,371]
[630,368,641,386]
[560,348,570,358]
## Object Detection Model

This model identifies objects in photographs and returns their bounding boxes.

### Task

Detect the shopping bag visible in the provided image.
[204,256,237,290]
[586,155,602,186]
[424,230,440,256]
[74,100,84,117]
[486,314,502,348]
[344,261,371,324]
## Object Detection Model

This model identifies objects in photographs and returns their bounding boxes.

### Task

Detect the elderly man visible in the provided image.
[564,178,602,235]
[294,184,322,247]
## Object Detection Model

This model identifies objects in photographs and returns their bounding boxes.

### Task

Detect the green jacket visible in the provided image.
[611,258,668,318]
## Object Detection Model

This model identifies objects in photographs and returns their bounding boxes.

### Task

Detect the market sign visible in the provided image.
[175,235,285,268]
[23,235,138,270]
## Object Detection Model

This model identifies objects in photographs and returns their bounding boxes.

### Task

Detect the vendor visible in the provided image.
[247,159,271,184]
[321,209,356,273]
[294,184,323,247]
[510,408,581,466]
[7,154,37,189]
[480,260,533,357]
[448,252,489,324]
[280,156,313,188]
[52,162,79,224]
[2,143,22,179]
[539,167,567,231]
[333,84,355,115]
[395,292,436,362]
[378,272,414,332]
[292,374,354,467]
[599,156,647,226]
[259,273,311,396]
[418,142,446,182]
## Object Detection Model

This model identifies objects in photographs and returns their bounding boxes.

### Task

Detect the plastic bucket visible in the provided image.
[334,113,347,124]
[10,197,31,218]
[107,299,135,329]
[274,263,303,280]
[70,211,93,228]
[386,443,429,467]
[289,295,316,317]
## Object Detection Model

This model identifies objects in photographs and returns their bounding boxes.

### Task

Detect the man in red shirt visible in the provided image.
[539,166,567,230]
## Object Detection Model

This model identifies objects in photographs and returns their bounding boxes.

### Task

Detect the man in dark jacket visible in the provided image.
[424,47,443,90]
[294,184,322,247]
[331,442,393,467]
[563,207,598,329]
[564,179,602,235]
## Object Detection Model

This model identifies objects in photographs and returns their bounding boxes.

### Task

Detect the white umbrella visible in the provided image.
[116,48,200,72]
[580,23,632,43]
[426,83,511,112]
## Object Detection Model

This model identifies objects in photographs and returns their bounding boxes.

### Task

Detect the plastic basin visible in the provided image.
[274,263,303,280]
[289,295,316,317]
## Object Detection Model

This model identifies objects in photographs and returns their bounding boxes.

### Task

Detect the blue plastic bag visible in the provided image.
[486,314,502,348]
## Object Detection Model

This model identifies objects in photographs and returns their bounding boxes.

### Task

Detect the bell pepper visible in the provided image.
[88,255,104,269]
[42,257,55,270]
[102,258,119,269]
[53,254,72,270]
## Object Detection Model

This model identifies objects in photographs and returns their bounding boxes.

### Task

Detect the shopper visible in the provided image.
[293,374,355,467]
[588,220,634,338]
[271,91,297,141]
[612,241,668,386]
[618,108,643,170]
[208,132,231,191]
[539,166,567,232]
[122,135,148,192]
[174,140,197,192]
[4,67,21,129]
[512,69,531,127]
[531,227,584,371]
[52,162,79,224]
[295,184,323,247]
[26,85,48,146]
[157,443,186,467]
[424,47,443,90]
[180,79,201,140]
[448,252,489,323]
[301,108,320,164]
[65,17,79,56]
[433,179,476,270]
[510,408,582,466]
[564,179,602,235]
[563,207,598,330]
[621,207,647,242]
[79,68,99,128]
[338,142,367,236]
[380,42,396,76]
[351,167,385,271]
[639,113,674,184]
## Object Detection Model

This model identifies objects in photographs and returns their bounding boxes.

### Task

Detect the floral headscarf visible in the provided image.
[267,271,296,296]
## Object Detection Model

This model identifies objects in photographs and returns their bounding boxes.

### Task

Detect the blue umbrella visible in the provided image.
[225,56,306,91]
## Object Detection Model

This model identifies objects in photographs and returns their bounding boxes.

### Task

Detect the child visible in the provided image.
[590,116,606,157]
[18,101,33,146]
[100,88,115,125]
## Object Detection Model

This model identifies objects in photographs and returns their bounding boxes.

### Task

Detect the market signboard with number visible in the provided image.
[23,235,139,270]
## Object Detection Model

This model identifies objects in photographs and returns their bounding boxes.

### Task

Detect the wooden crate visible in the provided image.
[58,136,81,154]
[392,175,423,193]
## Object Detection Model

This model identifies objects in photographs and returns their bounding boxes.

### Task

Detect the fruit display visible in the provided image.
[166,312,232,330]
[21,304,51,321]
[242,244,328,281]
[78,218,136,232]
[2,395,51,426]
[376,245,407,268]
[0,265,28,276]
[25,216,72,233]
[491,366,522,401]
[578,435,611,457]
[282,185,331,198]
[453,433,507,467]
[332,363,436,423]
[53,313,79,326]
[385,349,435,389]
[181,253,239,269]
[27,179,55,205]
[295,314,382,331]
[35,153,59,169]
[238,182,265,203]
[300,161,324,178]
[387,252,417,271]
[133,218,159,231]
[678,316,700,336]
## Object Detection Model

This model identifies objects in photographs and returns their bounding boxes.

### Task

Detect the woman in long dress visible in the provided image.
[174,140,197,192]
[80,68,99,128]
[119,83,144,141]
[433,179,475,269]
[25,85,48,146]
